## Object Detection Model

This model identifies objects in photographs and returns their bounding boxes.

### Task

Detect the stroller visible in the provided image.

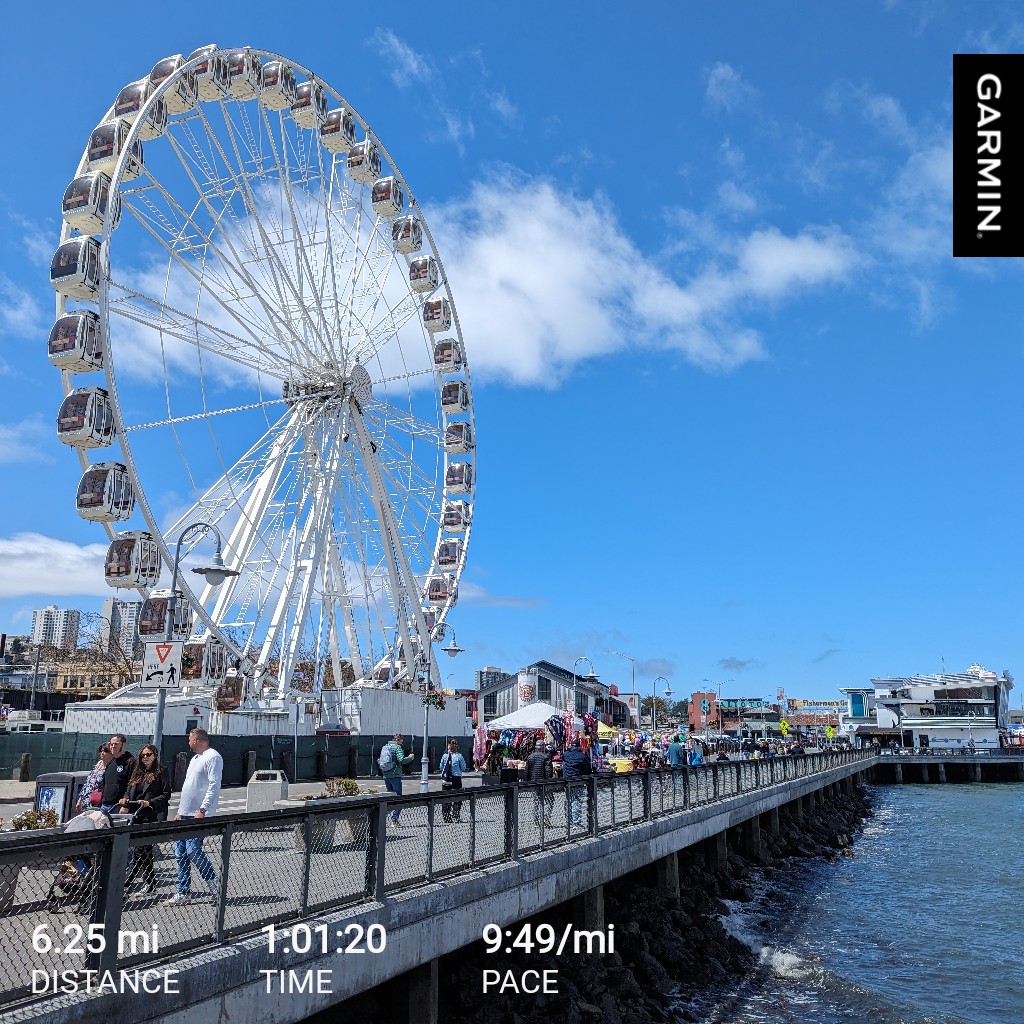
[46,808,123,912]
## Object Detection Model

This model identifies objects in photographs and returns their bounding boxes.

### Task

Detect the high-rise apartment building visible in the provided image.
[99,597,143,659]
[475,666,508,690]
[30,605,81,649]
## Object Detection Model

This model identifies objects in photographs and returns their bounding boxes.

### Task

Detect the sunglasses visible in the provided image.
[140,753,155,758]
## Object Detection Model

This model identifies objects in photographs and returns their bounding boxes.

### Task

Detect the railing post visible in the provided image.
[217,820,234,939]
[643,769,652,820]
[299,813,312,918]
[505,785,517,859]
[91,828,130,976]
[587,776,598,835]
[682,766,690,808]
[753,759,761,789]
[372,802,388,899]
[711,763,719,800]
[735,762,742,793]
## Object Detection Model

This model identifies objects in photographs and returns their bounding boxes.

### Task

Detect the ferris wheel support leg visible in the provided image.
[348,408,428,682]
[325,531,359,687]
[278,427,347,695]
[198,418,301,632]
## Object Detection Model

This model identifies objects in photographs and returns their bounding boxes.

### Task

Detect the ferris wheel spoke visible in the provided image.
[119,176,309,371]
[209,103,337,364]
[120,396,288,434]
[352,292,424,368]
[107,280,293,379]
[158,129,317,367]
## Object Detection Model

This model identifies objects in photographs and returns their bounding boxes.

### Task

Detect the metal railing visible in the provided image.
[0,749,869,1008]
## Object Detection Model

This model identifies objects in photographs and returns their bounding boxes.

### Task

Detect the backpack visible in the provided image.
[378,744,395,772]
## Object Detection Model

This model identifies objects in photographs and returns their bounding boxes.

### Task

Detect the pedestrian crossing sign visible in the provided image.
[142,640,184,688]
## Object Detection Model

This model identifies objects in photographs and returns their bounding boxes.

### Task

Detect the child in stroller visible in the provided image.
[46,806,141,911]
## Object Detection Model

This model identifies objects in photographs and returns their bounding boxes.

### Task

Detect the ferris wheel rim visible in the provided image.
[57,46,474,689]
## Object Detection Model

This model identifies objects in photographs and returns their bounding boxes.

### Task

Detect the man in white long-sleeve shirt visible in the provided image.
[162,728,224,907]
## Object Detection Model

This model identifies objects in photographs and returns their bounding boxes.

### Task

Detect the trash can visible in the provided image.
[34,772,90,826]
[246,770,289,812]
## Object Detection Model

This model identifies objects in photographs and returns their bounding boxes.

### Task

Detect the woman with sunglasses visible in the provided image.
[119,745,171,893]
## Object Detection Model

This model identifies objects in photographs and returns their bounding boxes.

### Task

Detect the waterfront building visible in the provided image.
[99,596,143,659]
[30,604,80,650]
[478,660,631,728]
[53,657,135,699]
[867,662,1011,749]
[837,686,881,745]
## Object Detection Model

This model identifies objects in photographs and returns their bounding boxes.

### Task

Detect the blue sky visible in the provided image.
[1,1,1022,704]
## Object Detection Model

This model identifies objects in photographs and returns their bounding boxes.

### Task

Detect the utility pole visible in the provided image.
[30,645,41,711]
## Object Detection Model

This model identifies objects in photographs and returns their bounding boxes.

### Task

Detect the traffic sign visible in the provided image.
[825,725,835,739]
[700,698,710,713]
[142,640,184,689]
[779,719,790,736]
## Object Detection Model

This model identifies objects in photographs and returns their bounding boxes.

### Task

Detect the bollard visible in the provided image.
[282,750,295,783]
[242,749,257,783]
[18,753,31,783]
[173,751,188,791]
[347,746,358,779]
[315,750,328,780]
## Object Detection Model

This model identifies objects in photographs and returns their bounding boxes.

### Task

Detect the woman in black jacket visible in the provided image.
[118,744,171,892]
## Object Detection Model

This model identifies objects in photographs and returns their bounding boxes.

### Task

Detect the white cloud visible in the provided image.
[488,91,519,126]
[371,28,433,88]
[705,62,757,113]
[9,213,55,269]
[432,174,859,385]
[0,416,53,464]
[0,274,43,337]
[0,533,112,598]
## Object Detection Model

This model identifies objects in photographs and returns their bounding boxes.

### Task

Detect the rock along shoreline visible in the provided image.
[319,783,873,1024]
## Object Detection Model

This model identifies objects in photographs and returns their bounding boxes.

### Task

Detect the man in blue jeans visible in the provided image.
[163,728,223,906]
[560,738,592,828]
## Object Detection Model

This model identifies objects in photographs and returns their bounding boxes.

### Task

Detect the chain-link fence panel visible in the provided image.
[470,791,507,866]
[383,800,430,892]
[220,821,297,937]
[306,807,374,913]
[429,793,473,877]
[138,824,225,952]
[0,834,107,1003]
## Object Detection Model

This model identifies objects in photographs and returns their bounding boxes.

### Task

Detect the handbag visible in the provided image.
[440,753,453,789]
[89,790,102,807]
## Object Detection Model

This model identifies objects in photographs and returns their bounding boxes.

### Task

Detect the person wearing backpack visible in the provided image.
[379,733,414,826]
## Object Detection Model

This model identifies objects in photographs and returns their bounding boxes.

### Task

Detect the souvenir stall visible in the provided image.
[481,701,604,782]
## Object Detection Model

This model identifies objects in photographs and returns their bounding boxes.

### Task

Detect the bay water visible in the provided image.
[685,783,1024,1024]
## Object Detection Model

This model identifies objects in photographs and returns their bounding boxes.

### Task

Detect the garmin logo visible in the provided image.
[953,55,1023,256]
[976,74,1002,232]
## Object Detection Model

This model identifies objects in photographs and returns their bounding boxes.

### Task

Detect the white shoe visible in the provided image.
[162,892,191,906]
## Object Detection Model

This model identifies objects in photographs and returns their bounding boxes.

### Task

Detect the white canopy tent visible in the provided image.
[485,702,576,731]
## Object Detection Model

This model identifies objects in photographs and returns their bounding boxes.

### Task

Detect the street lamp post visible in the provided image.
[653,675,668,733]
[572,657,595,740]
[604,650,636,725]
[418,621,463,794]
[152,522,239,753]
[703,678,733,739]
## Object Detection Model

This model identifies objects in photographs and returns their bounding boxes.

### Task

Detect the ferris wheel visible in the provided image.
[49,46,475,697]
